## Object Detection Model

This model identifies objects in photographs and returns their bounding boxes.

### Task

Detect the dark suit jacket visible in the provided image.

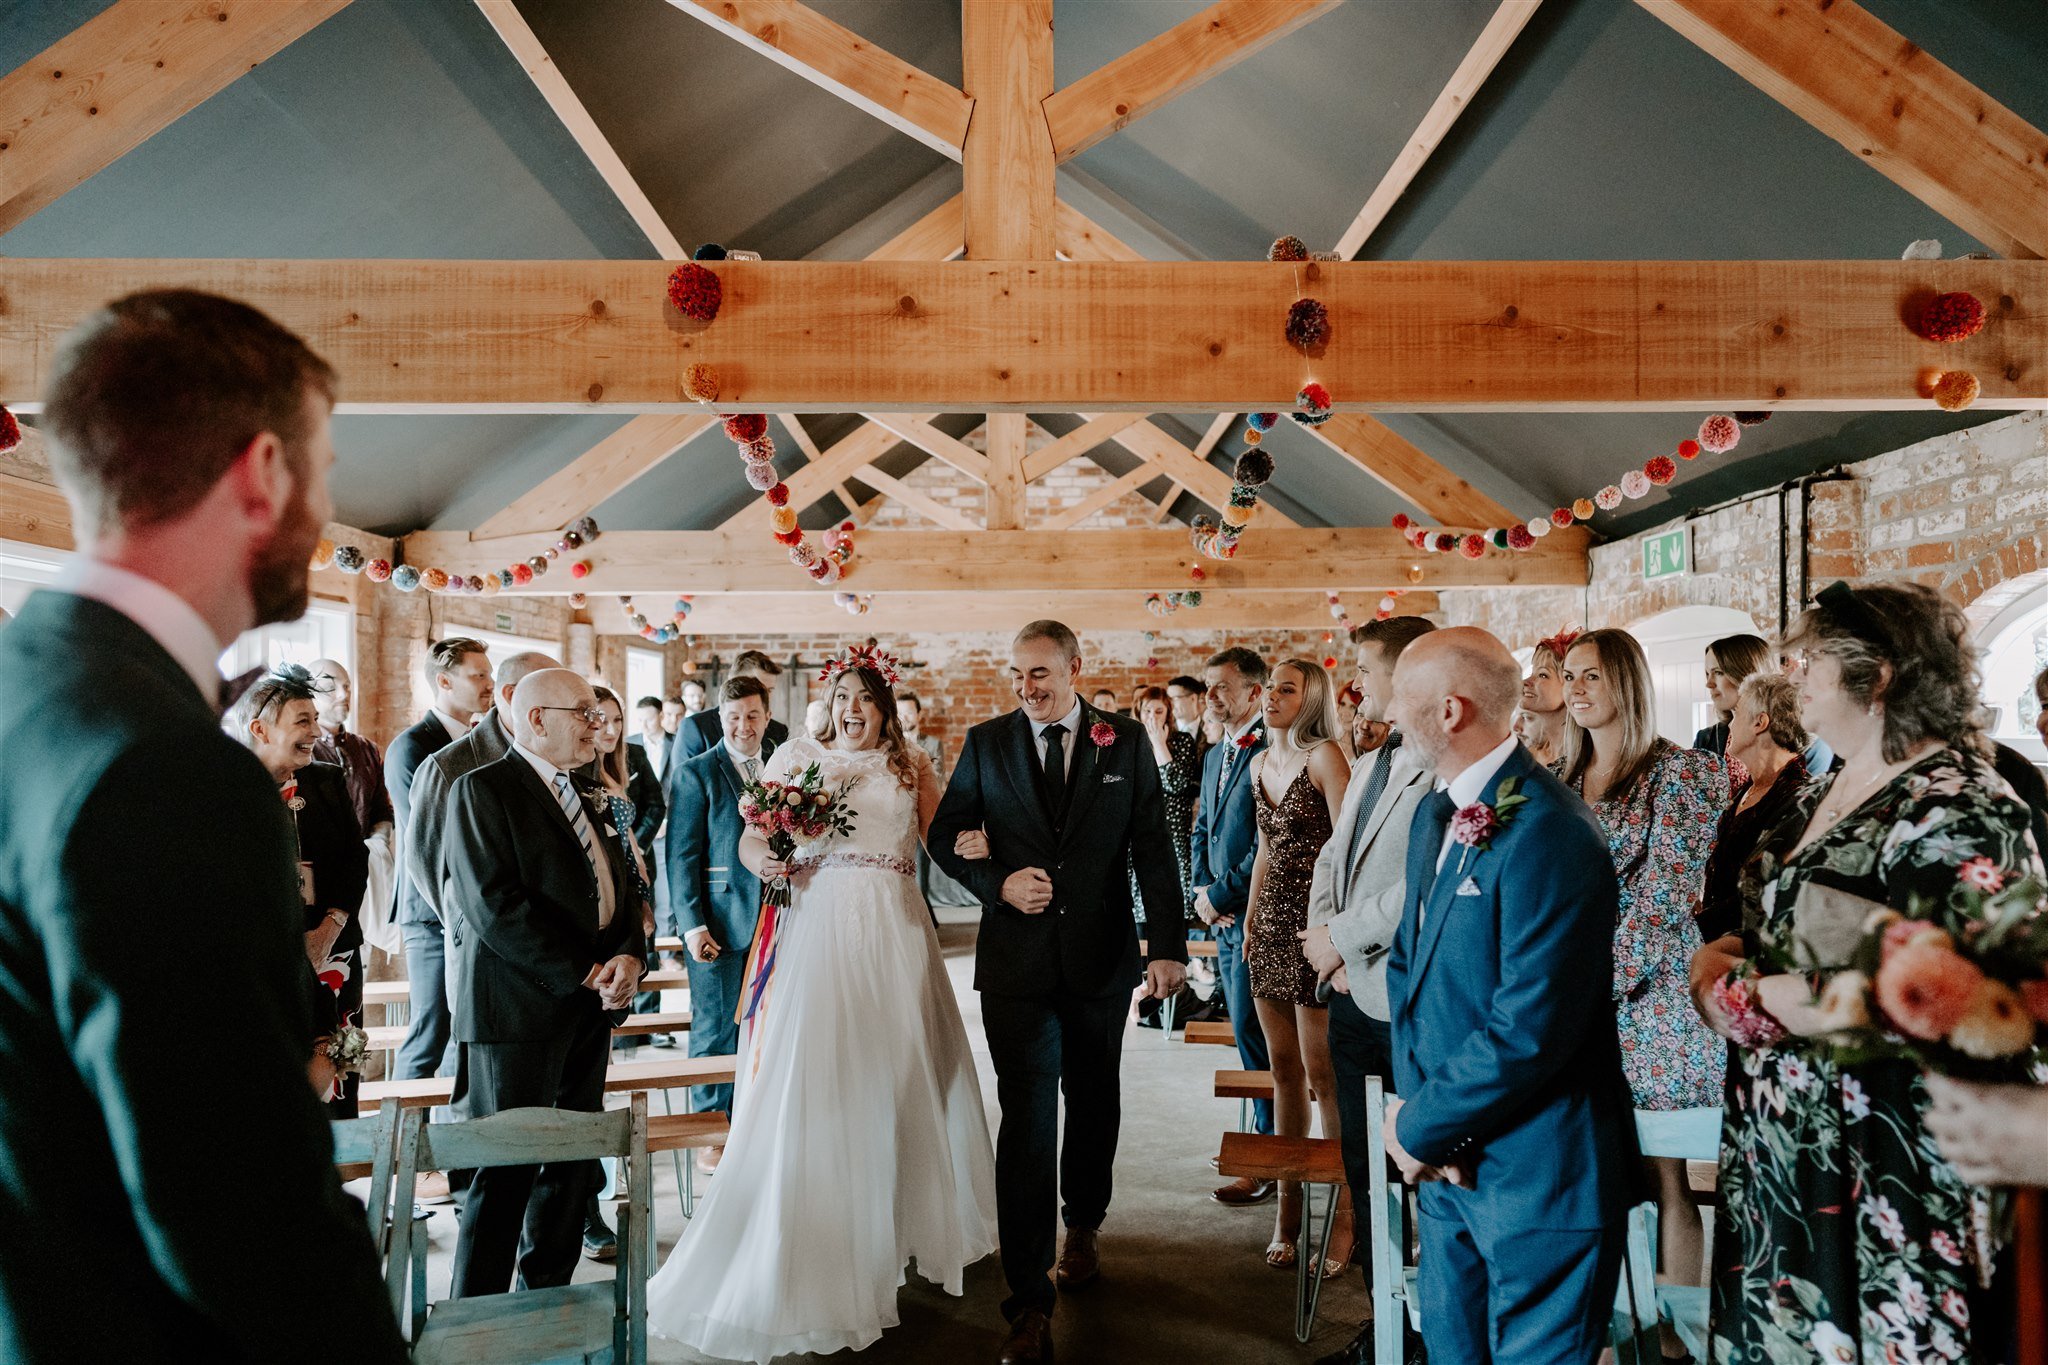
[385,711,459,927]
[1387,744,1636,1233]
[671,707,788,768]
[623,740,666,852]
[292,762,367,955]
[1691,721,1730,757]
[404,709,512,924]
[664,742,768,950]
[1189,721,1267,916]
[0,591,405,1362]
[1992,741,2048,867]
[931,704,1185,998]
[442,752,647,1043]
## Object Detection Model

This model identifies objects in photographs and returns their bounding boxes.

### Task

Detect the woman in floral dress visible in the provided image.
[1692,583,2044,1365]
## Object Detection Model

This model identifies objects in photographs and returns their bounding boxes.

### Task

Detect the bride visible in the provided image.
[645,645,998,1361]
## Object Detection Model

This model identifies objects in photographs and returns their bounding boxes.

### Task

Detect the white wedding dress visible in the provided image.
[645,738,998,1362]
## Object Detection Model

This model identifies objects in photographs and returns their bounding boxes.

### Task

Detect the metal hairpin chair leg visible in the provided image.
[1293,1179,1338,1344]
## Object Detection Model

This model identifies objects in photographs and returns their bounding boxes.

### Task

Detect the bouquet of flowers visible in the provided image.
[736,761,858,907]
[1766,872,2048,1079]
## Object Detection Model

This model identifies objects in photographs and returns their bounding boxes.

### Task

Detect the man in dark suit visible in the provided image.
[383,636,493,1084]
[0,289,405,1361]
[668,648,787,768]
[1188,646,1276,1179]
[1384,628,1636,1365]
[442,668,645,1297]
[665,676,776,1148]
[622,731,666,853]
[931,620,1185,1365]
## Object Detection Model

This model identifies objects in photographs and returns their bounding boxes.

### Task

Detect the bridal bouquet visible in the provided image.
[1766,873,2048,1079]
[736,762,858,908]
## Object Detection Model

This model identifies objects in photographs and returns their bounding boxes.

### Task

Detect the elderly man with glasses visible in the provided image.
[440,667,646,1298]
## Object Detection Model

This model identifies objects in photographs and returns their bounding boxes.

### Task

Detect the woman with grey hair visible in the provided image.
[1696,671,1811,944]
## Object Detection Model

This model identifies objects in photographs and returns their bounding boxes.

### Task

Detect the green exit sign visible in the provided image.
[1642,527,1689,580]
[494,611,515,633]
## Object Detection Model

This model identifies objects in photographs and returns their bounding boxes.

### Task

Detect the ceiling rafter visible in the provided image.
[0,0,353,235]
[1020,413,1147,482]
[663,0,972,159]
[1042,461,1167,532]
[1638,0,2047,260]
[1090,415,1300,527]
[1042,0,1345,164]
[474,413,717,539]
[1304,413,1520,528]
[721,415,935,532]
[863,413,991,482]
[1333,0,1541,260]
[839,462,978,530]
[775,413,860,517]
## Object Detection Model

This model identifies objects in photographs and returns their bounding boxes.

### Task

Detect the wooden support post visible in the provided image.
[961,0,1054,262]
[984,412,1027,529]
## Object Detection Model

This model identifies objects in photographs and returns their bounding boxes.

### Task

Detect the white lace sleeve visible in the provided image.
[763,738,819,784]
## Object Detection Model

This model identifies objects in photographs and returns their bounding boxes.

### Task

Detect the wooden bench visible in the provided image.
[639,968,691,992]
[363,1010,692,1058]
[1187,939,1219,959]
[647,1111,730,1153]
[1219,1131,1347,1343]
[1185,1019,1236,1047]
[359,1054,738,1112]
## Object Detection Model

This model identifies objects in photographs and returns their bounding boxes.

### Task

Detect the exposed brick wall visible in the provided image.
[1447,412,2047,650]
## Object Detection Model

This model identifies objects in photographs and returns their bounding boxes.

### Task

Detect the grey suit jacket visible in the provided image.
[1306,739,1433,1020]
[402,708,513,923]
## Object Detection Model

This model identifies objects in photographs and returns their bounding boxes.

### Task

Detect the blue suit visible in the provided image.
[663,741,768,1114]
[1387,744,1636,1365]
[1188,722,1271,1133]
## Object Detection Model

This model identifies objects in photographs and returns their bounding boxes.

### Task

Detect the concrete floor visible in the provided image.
[394,911,1370,1364]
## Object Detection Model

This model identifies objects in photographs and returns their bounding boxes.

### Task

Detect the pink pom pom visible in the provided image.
[1459,534,1486,559]
[1595,485,1623,510]
[1698,414,1740,455]
[745,461,780,491]
[1507,525,1535,550]
[1620,470,1651,500]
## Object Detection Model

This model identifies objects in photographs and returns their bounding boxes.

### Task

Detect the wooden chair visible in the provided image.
[391,1095,651,1365]
[1184,1019,1236,1047]
[1362,1077,1424,1365]
[332,1105,411,1324]
[1619,1106,1722,1362]
[1218,1130,1345,1343]
[1214,1067,1273,1133]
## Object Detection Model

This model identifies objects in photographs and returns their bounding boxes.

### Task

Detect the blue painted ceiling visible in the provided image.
[3,0,2041,539]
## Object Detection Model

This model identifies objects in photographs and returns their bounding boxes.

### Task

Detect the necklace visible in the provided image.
[1816,760,1897,827]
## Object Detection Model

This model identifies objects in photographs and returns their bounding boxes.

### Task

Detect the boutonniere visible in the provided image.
[1089,721,1117,749]
[280,779,305,812]
[1451,777,1528,874]
[1233,731,1259,752]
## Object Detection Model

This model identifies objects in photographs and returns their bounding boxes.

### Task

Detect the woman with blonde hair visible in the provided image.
[1519,627,1577,764]
[1243,658,1354,1275]
[1559,628,1728,1361]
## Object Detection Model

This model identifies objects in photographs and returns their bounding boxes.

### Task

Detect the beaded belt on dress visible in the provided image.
[789,851,916,878]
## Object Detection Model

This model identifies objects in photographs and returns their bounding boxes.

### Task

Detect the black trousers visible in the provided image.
[1328,988,1396,1291]
[980,990,1126,1321]
[449,1009,610,1297]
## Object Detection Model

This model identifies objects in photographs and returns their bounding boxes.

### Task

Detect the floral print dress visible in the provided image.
[1711,744,2045,1365]
[1573,739,1731,1110]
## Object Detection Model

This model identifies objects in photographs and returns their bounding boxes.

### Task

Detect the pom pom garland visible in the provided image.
[1932,369,1980,411]
[1677,439,1701,460]
[745,461,780,491]
[1644,455,1677,485]
[333,545,366,574]
[1551,507,1575,528]
[1268,235,1309,262]
[1284,298,1330,349]
[1233,448,1274,486]
[1573,498,1597,520]
[1528,517,1551,538]
[1507,525,1535,550]
[1246,412,1279,432]
[311,539,334,570]
[367,559,392,583]
[0,406,19,453]
[723,413,768,443]
[683,364,720,402]
[766,482,790,506]
[1243,428,1262,446]
[665,262,722,321]
[1698,414,1740,454]
[1595,485,1623,511]
[1293,382,1333,426]
[393,565,421,592]
[770,505,799,534]
[1620,470,1651,500]
[570,560,591,579]
[1392,513,1411,531]
[1917,292,1986,344]
[1459,534,1486,559]
[424,567,450,592]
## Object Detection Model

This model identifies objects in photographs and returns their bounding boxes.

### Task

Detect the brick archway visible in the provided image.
[1955,531,2047,627]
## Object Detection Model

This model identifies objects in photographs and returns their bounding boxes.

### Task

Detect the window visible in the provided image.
[1979,590,2047,762]
[1621,605,1764,746]
[437,622,560,665]
[0,541,63,618]
[219,600,353,680]
[625,647,665,708]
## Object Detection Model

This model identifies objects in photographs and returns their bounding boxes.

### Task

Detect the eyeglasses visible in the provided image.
[539,705,606,727]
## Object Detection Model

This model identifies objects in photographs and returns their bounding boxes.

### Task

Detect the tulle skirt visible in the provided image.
[645,863,998,1361]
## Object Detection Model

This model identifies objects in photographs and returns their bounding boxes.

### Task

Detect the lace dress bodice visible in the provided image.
[766,738,921,869]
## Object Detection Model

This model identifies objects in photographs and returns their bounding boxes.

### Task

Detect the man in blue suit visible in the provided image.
[1189,646,1275,1198]
[1384,628,1636,1365]
[664,676,776,1159]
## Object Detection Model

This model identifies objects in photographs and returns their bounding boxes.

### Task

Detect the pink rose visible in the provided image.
[1090,721,1116,749]
[1948,979,2035,1058]
[1450,802,1501,848]
[1873,939,1982,1041]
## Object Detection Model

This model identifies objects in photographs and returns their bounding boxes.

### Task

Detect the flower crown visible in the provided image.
[818,642,901,687]
[1535,627,1582,661]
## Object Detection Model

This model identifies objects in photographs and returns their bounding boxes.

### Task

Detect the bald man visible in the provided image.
[1381,628,1636,1365]
[441,669,644,1297]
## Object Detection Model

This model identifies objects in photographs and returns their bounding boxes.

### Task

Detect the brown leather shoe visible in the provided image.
[1054,1228,1099,1289]
[1211,1176,1275,1206]
[998,1309,1054,1364]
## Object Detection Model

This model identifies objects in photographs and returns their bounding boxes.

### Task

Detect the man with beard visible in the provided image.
[0,290,407,1361]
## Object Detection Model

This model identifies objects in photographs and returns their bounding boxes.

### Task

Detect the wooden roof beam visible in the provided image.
[837,462,978,530]
[721,416,934,531]
[1053,199,1147,262]
[1021,413,1147,482]
[1043,0,1345,163]
[1042,462,1166,531]
[1092,416,1299,526]
[5,258,2042,411]
[1333,0,1541,259]
[1304,412,1520,528]
[474,414,716,539]
[862,413,990,482]
[0,0,352,235]
[407,525,1586,594]
[865,192,964,262]
[1638,0,2048,260]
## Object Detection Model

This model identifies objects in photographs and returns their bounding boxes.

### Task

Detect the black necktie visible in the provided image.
[1346,731,1404,868]
[1042,724,1068,818]
[1414,787,1459,913]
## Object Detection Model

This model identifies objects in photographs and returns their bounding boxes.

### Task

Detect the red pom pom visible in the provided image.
[1323,656,1338,670]
[1644,455,1678,486]
[1298,381,1331,410]
[766,483,790,506]
[1677,438,1701,460]
[1459,533,1486,559]
[772,527,803,546]
[1550,508,1573,528]
[1268,235,1309,263]
[1918,292,1986,344]
[0,407,18,454]
[510,563,534,585]
[1427,533,1451,553]
[665,262,723,321]
[570,560,590,579]
[723,413,767,443]
[1392,513,1411,531]
[1507,525,1535,551]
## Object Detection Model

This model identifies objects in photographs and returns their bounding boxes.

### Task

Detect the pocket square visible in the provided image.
[1454,876,1482,897]
[1102,773,1125,785]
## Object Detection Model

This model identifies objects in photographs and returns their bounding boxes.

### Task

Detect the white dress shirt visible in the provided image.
[726,744,764,787]
[432,707,473,744]
[52,559,224,701]
[512,740,616,929]
[1028,697,1084,780]
[1433,733,1521,873]
[1216,712,1261,794]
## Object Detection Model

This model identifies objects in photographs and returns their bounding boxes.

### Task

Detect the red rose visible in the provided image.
[1090,721,1116,748]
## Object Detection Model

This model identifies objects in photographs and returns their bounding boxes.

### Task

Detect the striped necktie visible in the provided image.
[551,773,601,881]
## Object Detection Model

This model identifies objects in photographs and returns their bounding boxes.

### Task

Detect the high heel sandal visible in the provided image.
[1265,1181,1301,1268]
[1312,1193,1355,1280]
